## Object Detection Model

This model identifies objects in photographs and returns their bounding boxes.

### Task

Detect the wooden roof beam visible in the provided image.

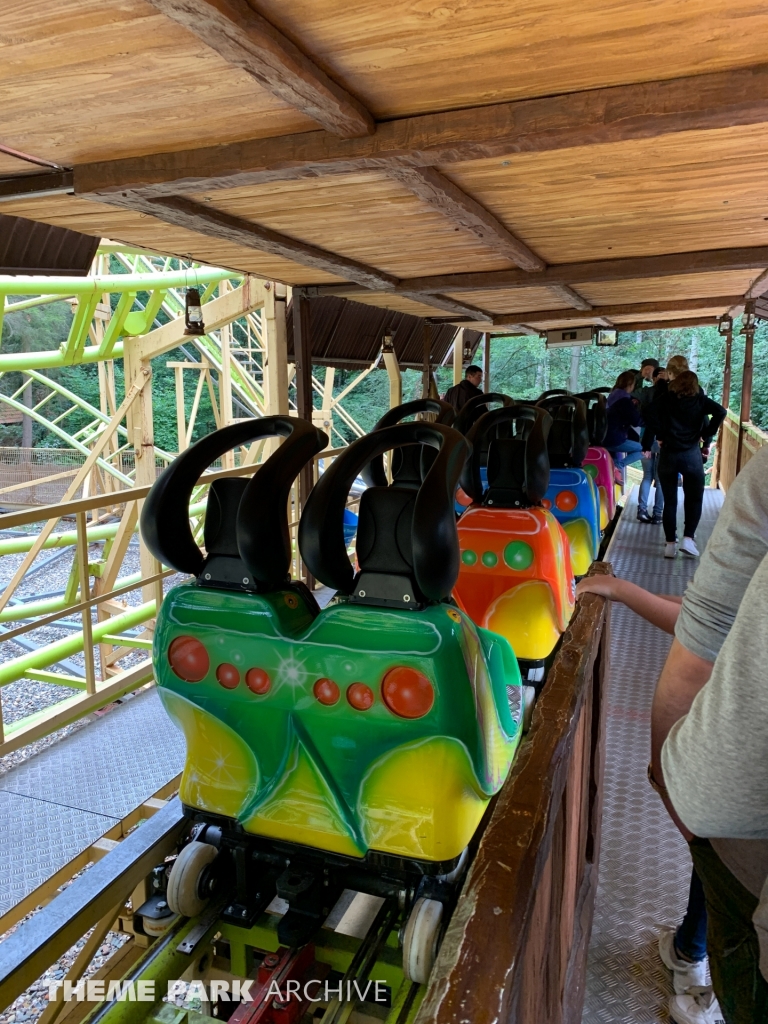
[143,0,373,138]
[615,317,721,330]
[386,166,545,272]
[110,193,494,321]
[76,62,768,198]
[492,295,742,327]
[545,283,593,310]
[353,246,768,294]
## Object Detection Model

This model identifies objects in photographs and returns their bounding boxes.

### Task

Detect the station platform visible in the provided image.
[0,689,184,921]
[583,486,724,1024]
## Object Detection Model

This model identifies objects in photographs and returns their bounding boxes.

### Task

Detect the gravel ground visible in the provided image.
[0,867,131,1024]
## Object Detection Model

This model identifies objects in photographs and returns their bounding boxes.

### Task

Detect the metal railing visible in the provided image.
[0,445,353,758]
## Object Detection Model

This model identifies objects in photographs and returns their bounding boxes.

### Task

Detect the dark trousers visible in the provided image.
[690,838,768,1024]
[675,866,708,962]
[657,445,705,543]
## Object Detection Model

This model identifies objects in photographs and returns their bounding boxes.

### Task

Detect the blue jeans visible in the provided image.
[638,442,663,516]
[675,867,708,963]
[606,439,644,486]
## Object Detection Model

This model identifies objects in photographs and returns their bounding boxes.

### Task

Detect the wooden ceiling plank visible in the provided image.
[386,166,545,271]
[379,246,768,294]
[546,283,592,310]
[75,62,768,198]
[143,0,373,138]
[492,294,742,326]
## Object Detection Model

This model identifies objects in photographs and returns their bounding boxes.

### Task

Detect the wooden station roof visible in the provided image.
[3,0,768,335]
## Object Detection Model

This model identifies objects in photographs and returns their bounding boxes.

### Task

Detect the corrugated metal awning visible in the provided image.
[0,214,99,275]
[286,295,481,368]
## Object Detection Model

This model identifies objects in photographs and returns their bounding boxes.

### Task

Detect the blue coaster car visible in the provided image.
[452,404,575,683]
[141,415,522,958]
[536,394,601,576]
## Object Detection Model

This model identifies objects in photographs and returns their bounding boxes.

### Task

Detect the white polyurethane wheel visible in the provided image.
[523,685,537,733]
[142,912,180,937]
[166,841,218,918]
[403,897,443,985]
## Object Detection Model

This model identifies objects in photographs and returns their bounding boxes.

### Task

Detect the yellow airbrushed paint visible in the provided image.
[598,486,609,530]
[563,518,594,576]
[163,690,259,820]
[483,579,561,661]
[359,737,488,862]
[244,745,364,858]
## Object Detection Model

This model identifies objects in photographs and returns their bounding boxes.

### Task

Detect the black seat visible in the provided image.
[300,422,469,609]
[575,390,608,446]
[363,398,454,490]
[535,395,589,469]
[453,391,513,437]
[460,405,551,508]
[140,416,327,595]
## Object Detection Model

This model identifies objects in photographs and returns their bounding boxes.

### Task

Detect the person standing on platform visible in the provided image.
[604,370,644,484]
[443,364,484,414]
[642,362,725,559]
[637,366,667,524]
[649,443,768,1024]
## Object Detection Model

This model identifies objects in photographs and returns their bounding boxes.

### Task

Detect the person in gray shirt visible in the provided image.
[651,444,768,1023]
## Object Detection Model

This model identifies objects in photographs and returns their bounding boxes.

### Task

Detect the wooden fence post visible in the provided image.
[736,301,756,475]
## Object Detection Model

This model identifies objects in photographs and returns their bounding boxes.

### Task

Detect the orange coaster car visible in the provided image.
[453,404,575,682]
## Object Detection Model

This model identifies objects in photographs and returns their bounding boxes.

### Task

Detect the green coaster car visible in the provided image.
[141,416,522,949]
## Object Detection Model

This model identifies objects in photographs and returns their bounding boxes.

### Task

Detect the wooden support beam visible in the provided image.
[492,295,741,326]
[387,166,544,272]
[293,290,314,586]
[144,0,373,138]
[76,63,768,199]
[483,332,491,392]
[546,283,593,310]
[0,171,73,204]
[422,322,432,400]
[397,291,490,321]
[373,246,768,295]
[616,316,720,330]
[131,195,398,291]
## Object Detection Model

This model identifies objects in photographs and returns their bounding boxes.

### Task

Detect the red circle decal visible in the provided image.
[216,663,240,689]
[245,667,271,695]
[555,489,578,512]
[347,683,375,710]
[313,678,340,706]
[168,636,209,682]
[381,666,434,719]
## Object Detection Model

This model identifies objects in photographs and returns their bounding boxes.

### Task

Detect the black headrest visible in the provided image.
[461,404,551,507]
[535,395,589,468]
[299,422,469,606]
[453,392,513,436]
[538,388,571,401]
[575,391,608,446]
[140,416,327,590]
[362,398,455,489]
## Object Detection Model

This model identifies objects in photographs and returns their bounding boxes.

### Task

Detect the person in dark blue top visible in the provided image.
[604,370,644,484]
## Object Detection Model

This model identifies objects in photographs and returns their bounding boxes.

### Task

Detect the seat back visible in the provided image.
[575,391,608,446]
[141,416,327,593]
[300,421,469,609]
[535,395,590,468]
[461,405,551,508]
[363,398,454,490]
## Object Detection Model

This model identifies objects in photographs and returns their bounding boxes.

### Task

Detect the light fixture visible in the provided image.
[184,288,205,336]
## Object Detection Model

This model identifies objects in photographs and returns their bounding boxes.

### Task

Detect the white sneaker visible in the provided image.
[658,927,708,994]
[680,537,700,557]
[665,542,678,558]
[669,986,724,1024]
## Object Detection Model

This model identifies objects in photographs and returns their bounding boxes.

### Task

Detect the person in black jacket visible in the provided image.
[444,365,484,414]
[604,370,644,485]
[642,368,726,560]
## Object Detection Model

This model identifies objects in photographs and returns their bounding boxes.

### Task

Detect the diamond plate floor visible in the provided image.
[582,487,724,1024]
[0,688,184,917]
